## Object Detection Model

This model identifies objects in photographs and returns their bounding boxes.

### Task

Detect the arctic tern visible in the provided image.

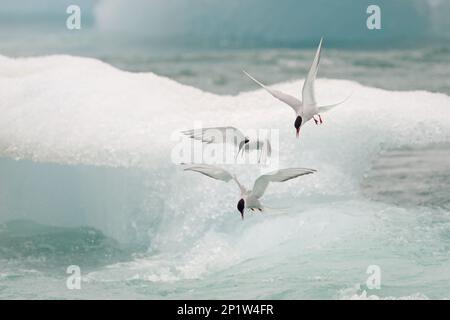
[184,164,316,219]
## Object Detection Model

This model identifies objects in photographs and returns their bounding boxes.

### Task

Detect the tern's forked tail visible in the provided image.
[260,205,290,215]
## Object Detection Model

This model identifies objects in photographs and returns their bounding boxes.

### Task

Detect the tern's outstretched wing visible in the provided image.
[237,138,272,159]
[302,38,323,107]
[243,70,301,112]
[251,168,316,199]
[181,127,245,145]
[183,164,246,192]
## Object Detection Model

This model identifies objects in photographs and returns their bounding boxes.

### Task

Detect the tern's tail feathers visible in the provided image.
[242,70,268,90]
[317,92,353,113]
[260,205,290,215]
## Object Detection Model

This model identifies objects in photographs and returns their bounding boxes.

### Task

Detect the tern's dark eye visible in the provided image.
[237,199,245,212]
[294,116,303,129]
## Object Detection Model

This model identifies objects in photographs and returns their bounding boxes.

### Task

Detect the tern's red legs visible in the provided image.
[313,114,323,125]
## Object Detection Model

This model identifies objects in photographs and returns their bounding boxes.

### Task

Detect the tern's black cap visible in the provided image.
[294,116,303,129]
[237,199,245,219]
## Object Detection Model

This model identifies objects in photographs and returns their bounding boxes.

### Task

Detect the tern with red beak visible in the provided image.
[183,164,316,220]
[243,38,350,138]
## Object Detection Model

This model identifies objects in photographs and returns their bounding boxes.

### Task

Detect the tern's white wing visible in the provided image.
[243,70,301,112]
[181,127,245,145]
[302,38,323,107]
[241,138,272,153]
[184,164,233,182]
[183,164,246,192]
[236,137,272,159]
[251,168,316,199]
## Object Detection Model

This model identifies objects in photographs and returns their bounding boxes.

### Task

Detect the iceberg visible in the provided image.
[1,54,450,247]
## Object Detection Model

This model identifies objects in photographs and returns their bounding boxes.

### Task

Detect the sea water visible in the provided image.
[1,38,450,299]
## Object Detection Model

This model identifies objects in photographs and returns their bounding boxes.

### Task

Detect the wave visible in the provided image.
[0,220,130,268]
[338,284,430,300]
[1,55,450,293]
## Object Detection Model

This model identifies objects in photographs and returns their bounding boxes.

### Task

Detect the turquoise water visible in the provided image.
[1,26,450,96]
[1,22,450,299]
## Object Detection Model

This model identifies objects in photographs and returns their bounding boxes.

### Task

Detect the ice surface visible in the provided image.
[1,54,450,242]
[1,55,450,295]
[1,54,449,169]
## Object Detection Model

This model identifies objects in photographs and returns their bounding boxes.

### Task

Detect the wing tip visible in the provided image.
[182,164,201,170]
[242,69,254,80]
[297,167,317,173]
[180,129,193,135]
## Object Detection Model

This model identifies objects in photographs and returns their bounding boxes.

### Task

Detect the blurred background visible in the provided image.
[1,0,450,94]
